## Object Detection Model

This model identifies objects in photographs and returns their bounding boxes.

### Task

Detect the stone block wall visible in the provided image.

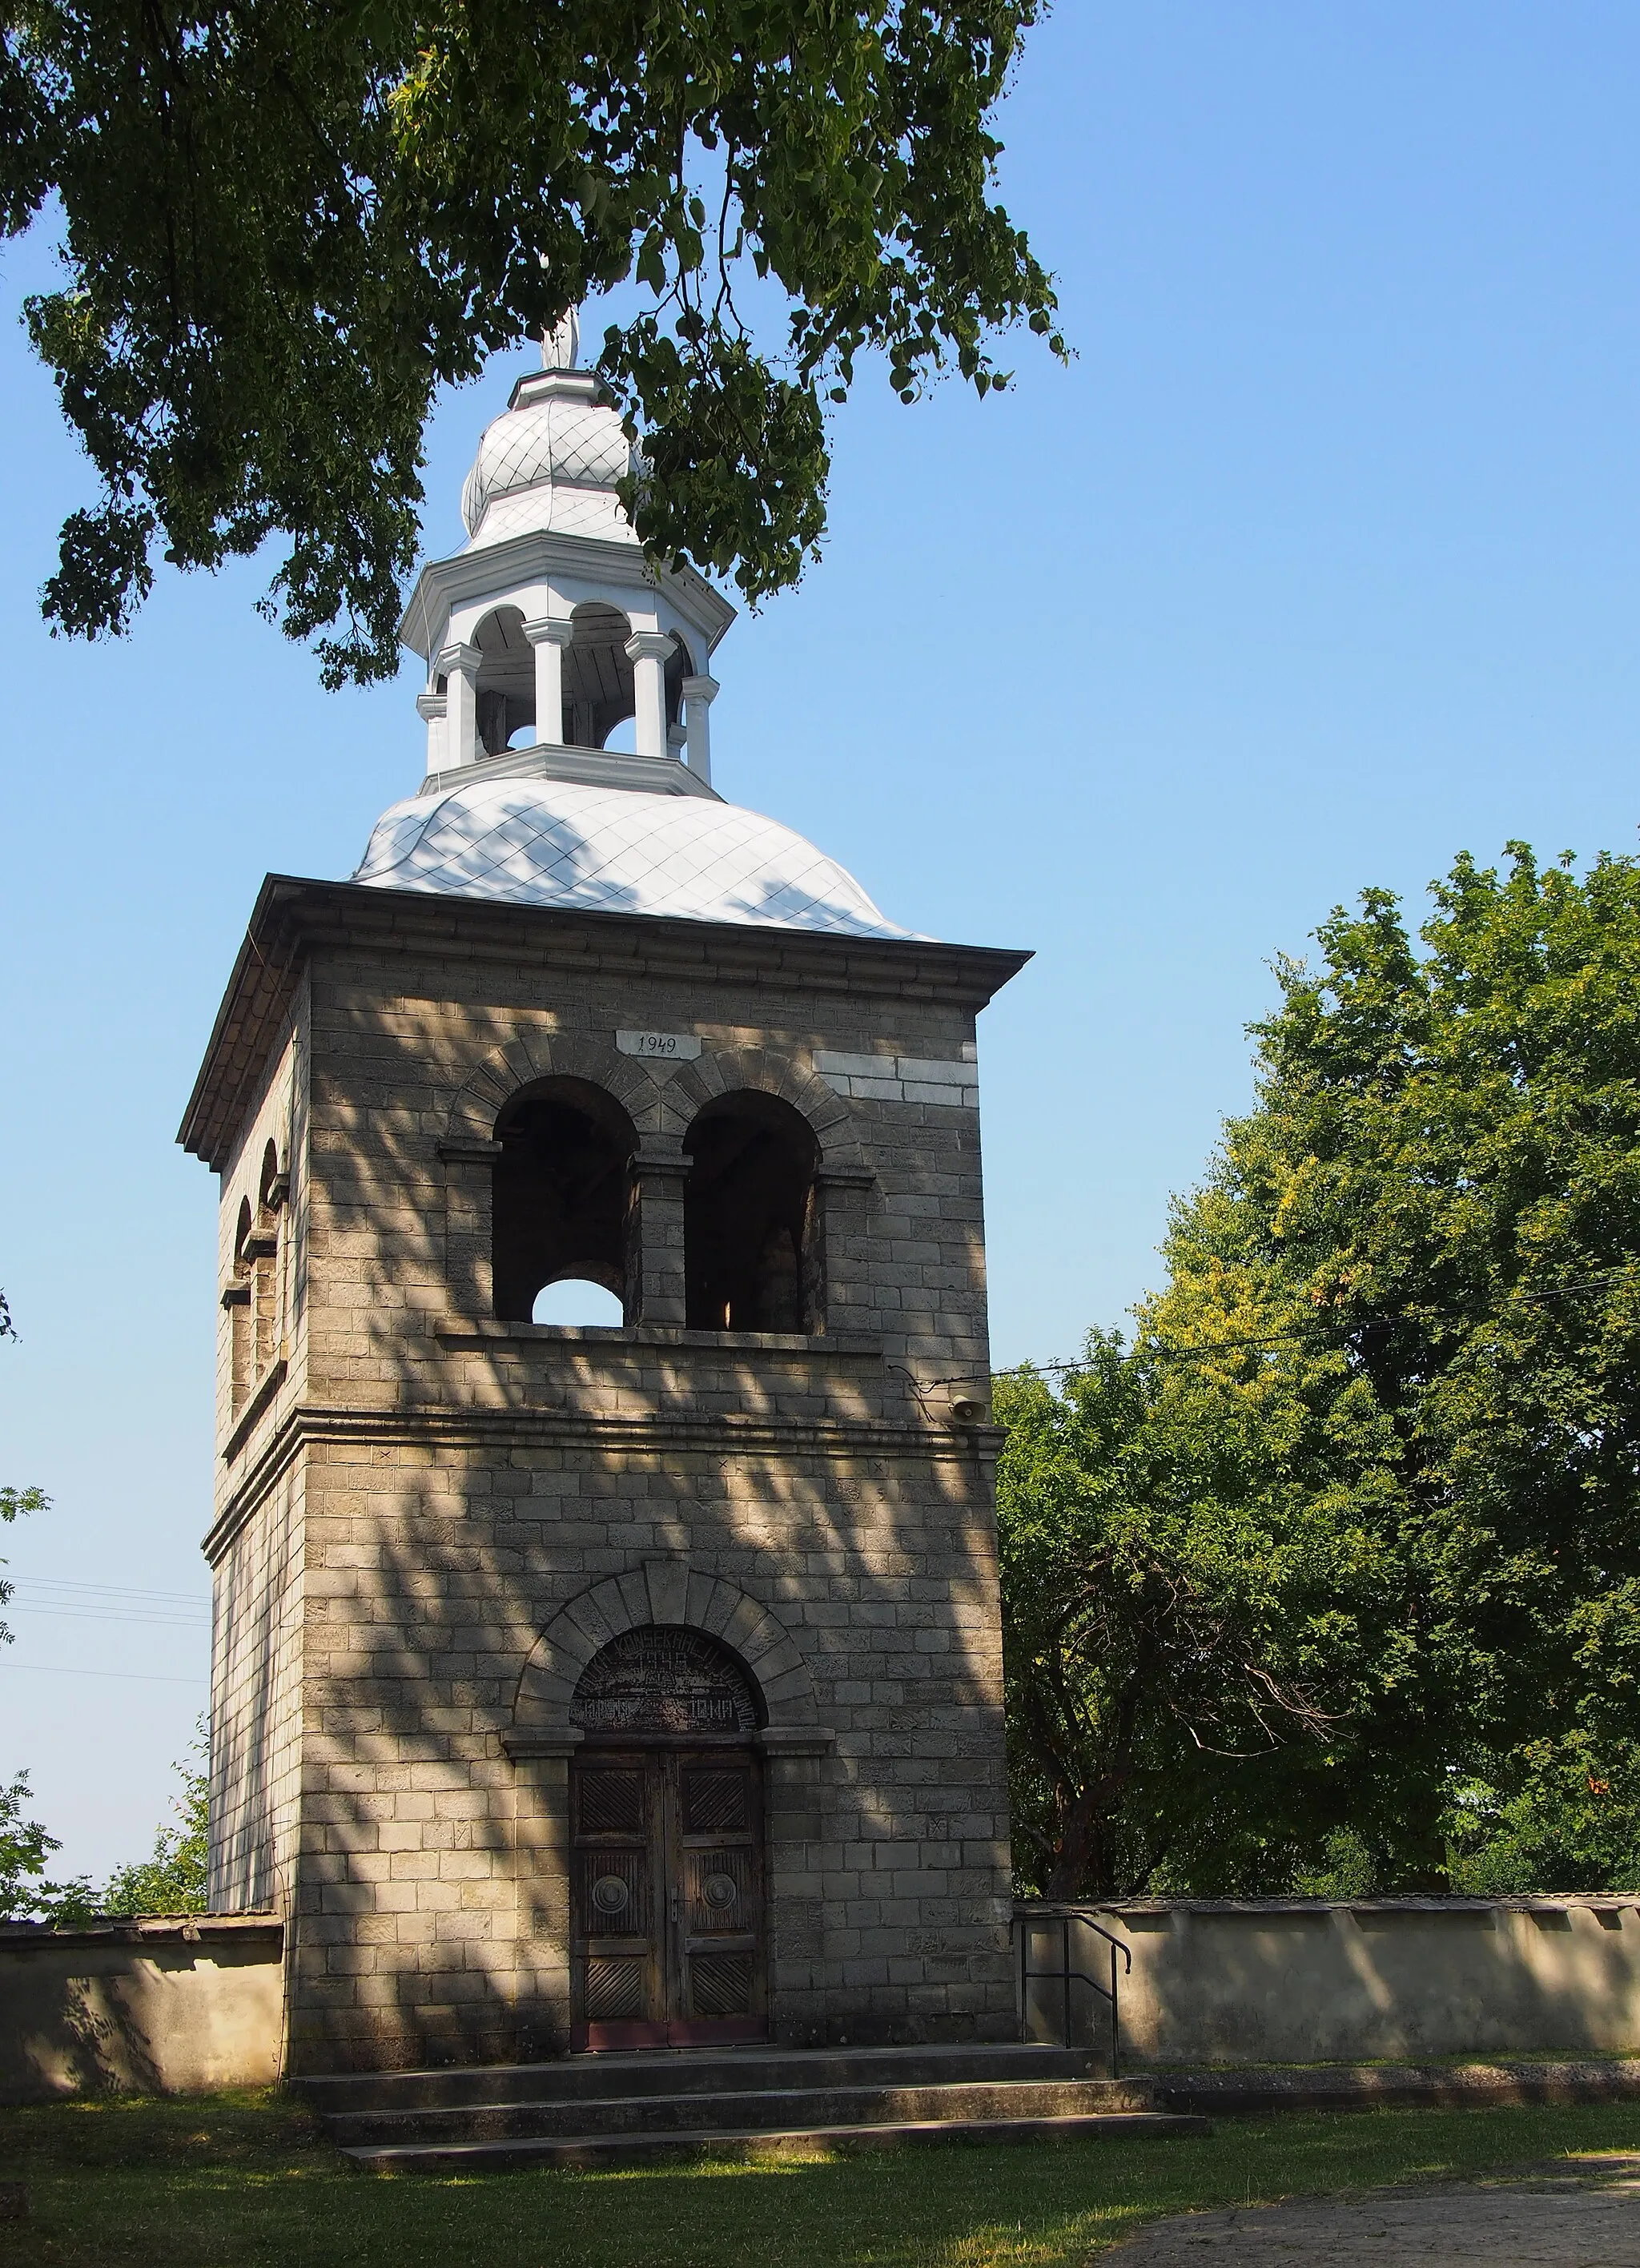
[1022,1899,1640,2066]
[0,1919,283,2104]
[284,1434,1012,2069]
[195,888,1025,2073]
[208,1462,306,1912]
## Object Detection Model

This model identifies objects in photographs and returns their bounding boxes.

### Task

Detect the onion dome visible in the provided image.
[459,317,637,549]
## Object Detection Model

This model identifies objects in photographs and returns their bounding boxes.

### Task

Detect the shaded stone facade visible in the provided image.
[185,878,1027,2073]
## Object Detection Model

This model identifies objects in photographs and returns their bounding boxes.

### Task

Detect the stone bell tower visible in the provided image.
[182,319,1030,2074]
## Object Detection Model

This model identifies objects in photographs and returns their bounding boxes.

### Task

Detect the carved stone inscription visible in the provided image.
[571,1627,758,1737]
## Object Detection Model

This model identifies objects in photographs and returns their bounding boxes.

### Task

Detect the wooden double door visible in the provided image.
[569,1744,767,2049]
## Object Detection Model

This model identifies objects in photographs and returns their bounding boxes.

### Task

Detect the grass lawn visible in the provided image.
[2,2090,1639,2266]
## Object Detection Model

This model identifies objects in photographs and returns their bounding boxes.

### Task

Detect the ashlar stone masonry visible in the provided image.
[184,883,1027,2072]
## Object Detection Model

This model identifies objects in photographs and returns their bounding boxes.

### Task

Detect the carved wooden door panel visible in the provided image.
[569,1752,665,2049]
[670,1751,766,2045]
[569,1746,766,2049]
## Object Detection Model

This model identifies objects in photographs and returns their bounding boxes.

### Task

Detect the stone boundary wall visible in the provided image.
[1019,1896,1640,2066]
[0,1916,283,2104]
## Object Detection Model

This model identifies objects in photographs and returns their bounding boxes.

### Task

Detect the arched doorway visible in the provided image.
[568,1627,766,2049]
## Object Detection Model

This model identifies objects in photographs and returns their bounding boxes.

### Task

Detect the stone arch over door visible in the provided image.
[508,1560,826,1755]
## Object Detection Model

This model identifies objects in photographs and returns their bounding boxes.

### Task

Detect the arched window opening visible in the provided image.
[229,1197,254,1413]
[683,1092,820,1333]
[473,605,535,755]
[531,1278,625,1329]
[492,1078,637,1324]
[563,603,634,749]
[664,635,690,746]
[251,1140,285,1373]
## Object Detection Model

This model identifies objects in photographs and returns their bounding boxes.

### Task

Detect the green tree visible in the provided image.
[0,1291,89,1922]
[0,1774,94,1924]
[101,1727,209,1916]
[2,2,1063,684]
[1001,843,1640,1896]
[995,1335,1381,1898]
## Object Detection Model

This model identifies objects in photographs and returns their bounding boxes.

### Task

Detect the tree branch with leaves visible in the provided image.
[2,0,1064,684]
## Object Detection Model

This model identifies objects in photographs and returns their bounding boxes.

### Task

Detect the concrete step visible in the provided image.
[1159,2059,1640,2116]
[323,2075,1164,2149]
[294,2041,1107,2117]
[339,2109,1209,2174]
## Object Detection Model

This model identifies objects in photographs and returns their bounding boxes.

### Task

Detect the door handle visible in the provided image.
[670,1891,681,1925]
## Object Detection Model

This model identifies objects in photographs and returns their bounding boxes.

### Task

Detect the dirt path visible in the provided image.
[1102,2154,1640,2264]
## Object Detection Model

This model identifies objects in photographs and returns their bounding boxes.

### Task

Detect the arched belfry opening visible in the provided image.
[683,1092,821,1333]
[473,605,534,754]
[663,635,691,751]
[564,604,634,749]
[230,1195,254,1410]
[254,1139,282,1372]
[492,1078,637,1324]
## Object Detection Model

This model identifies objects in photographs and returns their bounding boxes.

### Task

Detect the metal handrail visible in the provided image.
[1016,1903,1132,2077]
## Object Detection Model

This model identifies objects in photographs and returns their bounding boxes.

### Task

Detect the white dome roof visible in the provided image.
[353,775,910,939]
[460,372,637,551]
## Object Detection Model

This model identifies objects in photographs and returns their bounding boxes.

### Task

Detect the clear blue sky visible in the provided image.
[4,2,1639,1880]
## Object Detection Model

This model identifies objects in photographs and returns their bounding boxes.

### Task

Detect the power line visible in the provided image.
[0,1661,207,1687]
[8,1606,209,1631]
[11,1577,209,1609]
[3,1578,211,1631]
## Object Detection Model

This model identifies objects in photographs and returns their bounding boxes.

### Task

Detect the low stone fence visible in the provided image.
[12,1900,1638,2099]
[0,1916,283,2104]
[1017,1896,1640,2067]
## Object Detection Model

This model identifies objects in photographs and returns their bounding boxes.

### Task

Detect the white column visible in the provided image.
[681,674,719,786]
[416,688,448,776]
[625,631,673,762]
[523,617,574,747]
[433,644,485,766]
[436,641,482,767]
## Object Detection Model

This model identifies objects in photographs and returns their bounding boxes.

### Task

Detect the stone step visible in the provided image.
[323,2075,1163,2149]
[294,2041,1106,2117]
[339,2109,1209,2174]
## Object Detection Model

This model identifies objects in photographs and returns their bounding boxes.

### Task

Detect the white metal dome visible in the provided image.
[353,774,910,939]
[459,374,636,549]
[459,315,637,550]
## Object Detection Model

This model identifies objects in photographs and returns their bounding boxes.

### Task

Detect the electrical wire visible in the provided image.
[0,1661,206,1686]
[2,1578,211,1631]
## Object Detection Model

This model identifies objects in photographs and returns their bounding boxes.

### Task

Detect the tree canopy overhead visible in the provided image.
[1,1,1063,684]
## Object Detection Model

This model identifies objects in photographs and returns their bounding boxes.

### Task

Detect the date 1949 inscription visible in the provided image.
[616,1030,703,1061]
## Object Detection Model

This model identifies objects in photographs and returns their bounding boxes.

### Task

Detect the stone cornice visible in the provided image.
[177,874,1032,1170]
[202,1397,1003,1565]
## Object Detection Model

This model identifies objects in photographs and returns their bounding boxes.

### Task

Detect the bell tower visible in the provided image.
[183,321,1031,2073]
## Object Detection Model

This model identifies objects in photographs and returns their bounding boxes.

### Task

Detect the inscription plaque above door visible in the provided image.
[571,1626,759,1739]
